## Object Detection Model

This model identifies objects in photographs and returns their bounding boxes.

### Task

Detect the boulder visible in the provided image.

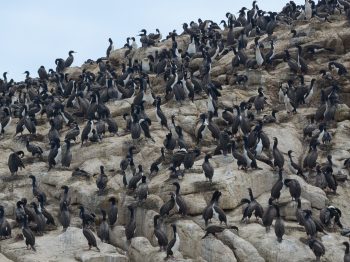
[218,230,265,262]
[1,227,122,262]
[239,224,314,262]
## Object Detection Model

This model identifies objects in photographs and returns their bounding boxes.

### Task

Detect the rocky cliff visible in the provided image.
[0,1,350,262]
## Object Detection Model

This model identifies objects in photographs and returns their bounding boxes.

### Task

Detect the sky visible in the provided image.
[0,0,303,82]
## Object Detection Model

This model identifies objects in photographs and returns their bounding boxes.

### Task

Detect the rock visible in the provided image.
[334,104,350,122]
[2,6,350,262]
[128,237,189,262]
[0,254,14,262]
[298,176,329,209]
[109,226,128,251]
[201,236,237,262]
[109,47,129,66]
[176,220,203,258]
[280,198,311,221]
[182,194,207,215]
[63,67,83,80]
[218,230,265,262]
[337,25,350,52]
[239,224,314,262]
[321,234,348,262]
[324,37,344,55]
[1,227,122,262]
[189,58,203,72]
[75,251,128,262]
[176,220,237,261]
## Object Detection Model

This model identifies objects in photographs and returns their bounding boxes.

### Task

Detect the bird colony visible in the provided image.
[1,0,350,261]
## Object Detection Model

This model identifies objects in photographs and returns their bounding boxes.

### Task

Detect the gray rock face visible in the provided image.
[1,6,350,262]
[2,227,126,262]
[239,224,314,262]
[218,230,265,262]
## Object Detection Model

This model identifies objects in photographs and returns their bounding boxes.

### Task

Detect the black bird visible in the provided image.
[308,238,325,262]
[271,170,283,201]
[59,201,70,232]
[8,151,25,175]
[79,206,95,227]
[48,119,60,143]
[61,139,72,168]
[202,191,219,226]
[163,132,177,151]
[329,61,348,76]
[315,165,327,190]
[26,140,43,157]
[106,38,114,58]
[0,206,11,239]
[303,141,319,170]
[262,198,277,232]
[59,185,71,210]
[29,175,47,203]
[94,165,108,195]
[38,65,48,80]
[21,198,36,223]
[202,225,238,239]
[344,158,350,170]
[343,242,350,262]
[153,215,168,251]
[81,120,93,146]
[106,118,118,135]
[136,175,148,202]
[183,148,201,170]
[139,117,154,142]
[240,188,264,223]
[202,154,214,183]
[155,97,168,129]
[287,150,304,178]
[323,166,337,193]
[196,113,209,144]
[128,164,143,191]
[274,205,285,243]
[107,197,118,226]
[272,137,284,170]
[82,219,100,251]
[296,198,306,226]
[37,194,55,226]
[231,141,248,170]
[319,206,342,228]
[16,201,26,224]
[203,191,227,226]
[97,209,109,243]
[30,202,46,235]
[21,215,36,251]
[65,50,76,68]
[284,179,301,201]
[65,123,80,142]
[303,210,317,238]
[48,139,61,171]
[254,87,265,113]
[72,168,91,178]
[166,224,180,259]
[291,29,307,38]
[173,182,187,216]
[160,192,176,217]
[125,205,136,241]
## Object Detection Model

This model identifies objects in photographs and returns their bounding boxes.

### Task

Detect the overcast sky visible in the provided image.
[1,0,303,82]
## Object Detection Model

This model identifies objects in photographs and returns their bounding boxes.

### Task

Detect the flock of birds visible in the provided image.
[1,0,350,261]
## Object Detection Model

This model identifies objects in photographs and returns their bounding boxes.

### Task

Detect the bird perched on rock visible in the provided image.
[8,151,25,175]
[241,188,263,223]
[202,154,214,183]
[93,166,108,195]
